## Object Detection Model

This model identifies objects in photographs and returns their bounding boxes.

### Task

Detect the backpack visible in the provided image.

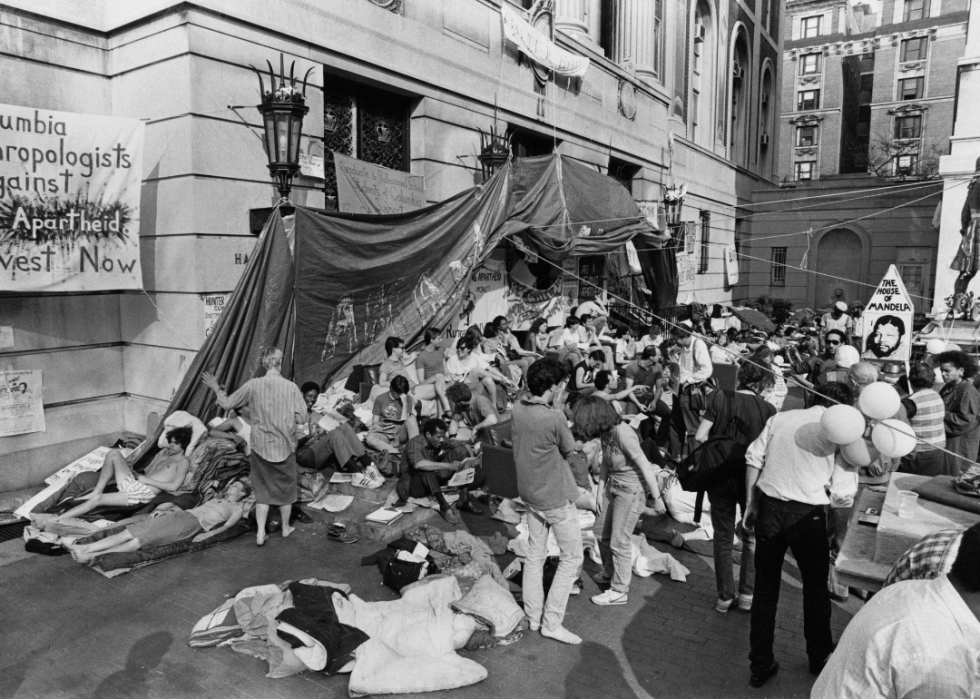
[676,392,755,492]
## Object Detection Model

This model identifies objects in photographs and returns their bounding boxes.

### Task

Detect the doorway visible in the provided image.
[814,228,864,309]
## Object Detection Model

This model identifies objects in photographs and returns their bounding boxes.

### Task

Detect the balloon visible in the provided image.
[820,404,866,445]
[841,438,880,468]
[871,419,917,459]
[947,342,962,351]
[926,339,946,355]
[858,382,901,420]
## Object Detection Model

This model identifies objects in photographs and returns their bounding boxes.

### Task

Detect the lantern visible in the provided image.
[252,55,314,202]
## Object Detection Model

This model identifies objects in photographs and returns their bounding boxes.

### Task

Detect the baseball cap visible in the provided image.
[834,301,848,312]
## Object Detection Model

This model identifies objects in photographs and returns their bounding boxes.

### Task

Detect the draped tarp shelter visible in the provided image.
[131,154,672,463]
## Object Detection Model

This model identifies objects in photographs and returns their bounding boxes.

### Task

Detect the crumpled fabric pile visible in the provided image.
[188,574,522,695]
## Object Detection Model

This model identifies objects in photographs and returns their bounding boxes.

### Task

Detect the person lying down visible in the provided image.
[68,479,251,564]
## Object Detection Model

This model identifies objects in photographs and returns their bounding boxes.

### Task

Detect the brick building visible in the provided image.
[737,0,968,313]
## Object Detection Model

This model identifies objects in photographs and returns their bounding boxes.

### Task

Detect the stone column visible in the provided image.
[555,0,589,38]
[609,0,657,83]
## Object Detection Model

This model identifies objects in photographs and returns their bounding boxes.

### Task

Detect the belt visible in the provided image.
[760,492,823,514]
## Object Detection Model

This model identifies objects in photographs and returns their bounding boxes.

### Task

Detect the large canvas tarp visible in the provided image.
[131,154,668,459]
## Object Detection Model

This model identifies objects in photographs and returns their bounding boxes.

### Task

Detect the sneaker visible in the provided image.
[749,660,779,688]
[541,624,582,645]
[351,472,382,490]
[738,594,753,611]
[591,590,628,606]
[364,464,385,483]
[715,597,734,614]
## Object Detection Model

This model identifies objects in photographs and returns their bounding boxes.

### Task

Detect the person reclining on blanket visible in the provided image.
[398,418,486,525]
[53,427,194,522]
[296,382,383,487]
[68,479,251,563]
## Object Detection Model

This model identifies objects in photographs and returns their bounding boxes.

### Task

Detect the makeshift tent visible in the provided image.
[130,154,670,464]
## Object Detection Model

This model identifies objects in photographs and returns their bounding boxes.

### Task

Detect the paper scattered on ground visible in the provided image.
[365,507,403,525]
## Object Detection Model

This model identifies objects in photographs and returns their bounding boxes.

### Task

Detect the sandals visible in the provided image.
[326,523,358,544]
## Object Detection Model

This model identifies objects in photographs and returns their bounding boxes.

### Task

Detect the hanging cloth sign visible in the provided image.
[861,264,914,361]
[500,4,590,79]
[333,152,426,215]
[0,104,144,291]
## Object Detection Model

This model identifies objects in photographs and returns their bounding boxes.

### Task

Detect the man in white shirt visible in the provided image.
[820,302,853,350]
[812,525,980,699]
[575,297,608,320]
[668,325,713,458]
[742,381,856,689]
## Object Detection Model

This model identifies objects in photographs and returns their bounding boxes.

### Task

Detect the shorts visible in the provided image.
[119,474,159,505]
[126,511,201,548]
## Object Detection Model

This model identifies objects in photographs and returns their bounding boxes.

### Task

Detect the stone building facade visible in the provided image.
[0,0,781,491]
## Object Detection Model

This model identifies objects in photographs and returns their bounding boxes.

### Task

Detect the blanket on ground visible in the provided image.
[336,576,487,697]
[83,519,255,575]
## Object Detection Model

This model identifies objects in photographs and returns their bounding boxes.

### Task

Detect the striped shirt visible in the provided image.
[910,388,947,453]
[216,370,306,461]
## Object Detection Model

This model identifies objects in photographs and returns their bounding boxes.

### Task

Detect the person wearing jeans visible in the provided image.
[513,359,584,645]
[572,396,665,606]
[742,381,856,688]
[694,361,775,614]
[523,501,584,636]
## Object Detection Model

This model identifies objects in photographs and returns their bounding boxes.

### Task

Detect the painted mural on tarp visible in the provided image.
[0,104,144,291]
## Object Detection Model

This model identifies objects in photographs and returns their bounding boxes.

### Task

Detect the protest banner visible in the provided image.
[861,265,914,361]
[0,104,144,291]
[333,152,426,215]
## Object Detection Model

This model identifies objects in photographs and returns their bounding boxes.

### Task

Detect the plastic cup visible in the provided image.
[898,490,919,519]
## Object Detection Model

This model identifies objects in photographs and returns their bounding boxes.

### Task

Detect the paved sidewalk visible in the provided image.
[0,506,858,699]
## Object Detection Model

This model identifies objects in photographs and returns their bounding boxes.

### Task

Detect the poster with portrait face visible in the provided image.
[861,265,914,362]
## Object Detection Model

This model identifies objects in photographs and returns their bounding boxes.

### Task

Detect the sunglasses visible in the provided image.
[827,340,841,345]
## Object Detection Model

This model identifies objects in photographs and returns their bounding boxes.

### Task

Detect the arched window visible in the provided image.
[730,31,750,167]
[690,0,715,148]
[759,67,774,178]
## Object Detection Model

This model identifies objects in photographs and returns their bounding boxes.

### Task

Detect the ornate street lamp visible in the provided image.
[477,124,511,182]
[251,55,314,203]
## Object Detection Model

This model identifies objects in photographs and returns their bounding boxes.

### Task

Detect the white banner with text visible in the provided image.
[0,104,144,291]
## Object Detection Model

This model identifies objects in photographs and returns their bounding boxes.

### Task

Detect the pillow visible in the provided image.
[450,574,524,637]
[158,410,208,456]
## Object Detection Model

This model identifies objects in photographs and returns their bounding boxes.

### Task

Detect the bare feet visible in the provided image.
[281,524,295,538]
[256,532,267,546]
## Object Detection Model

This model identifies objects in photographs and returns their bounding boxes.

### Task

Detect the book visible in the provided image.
[365,507,404,525]
[330,472,355,484]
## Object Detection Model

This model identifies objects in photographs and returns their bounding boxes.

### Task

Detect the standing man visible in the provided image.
[669,325,713,458]
[202,347,307,547]
[820,302,853,350]
[742,381,855,688]
[512,359,584,645]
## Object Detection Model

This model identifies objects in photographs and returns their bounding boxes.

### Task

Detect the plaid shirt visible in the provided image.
[883,528,963,588]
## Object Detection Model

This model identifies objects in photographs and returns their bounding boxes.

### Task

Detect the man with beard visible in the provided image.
[863,314,906,359]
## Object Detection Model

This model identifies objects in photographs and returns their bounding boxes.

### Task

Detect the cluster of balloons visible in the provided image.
[819,381,917,467]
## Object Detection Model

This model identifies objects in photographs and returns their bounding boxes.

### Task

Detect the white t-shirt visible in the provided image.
[576,300,607,318]
[445,353,489,383]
